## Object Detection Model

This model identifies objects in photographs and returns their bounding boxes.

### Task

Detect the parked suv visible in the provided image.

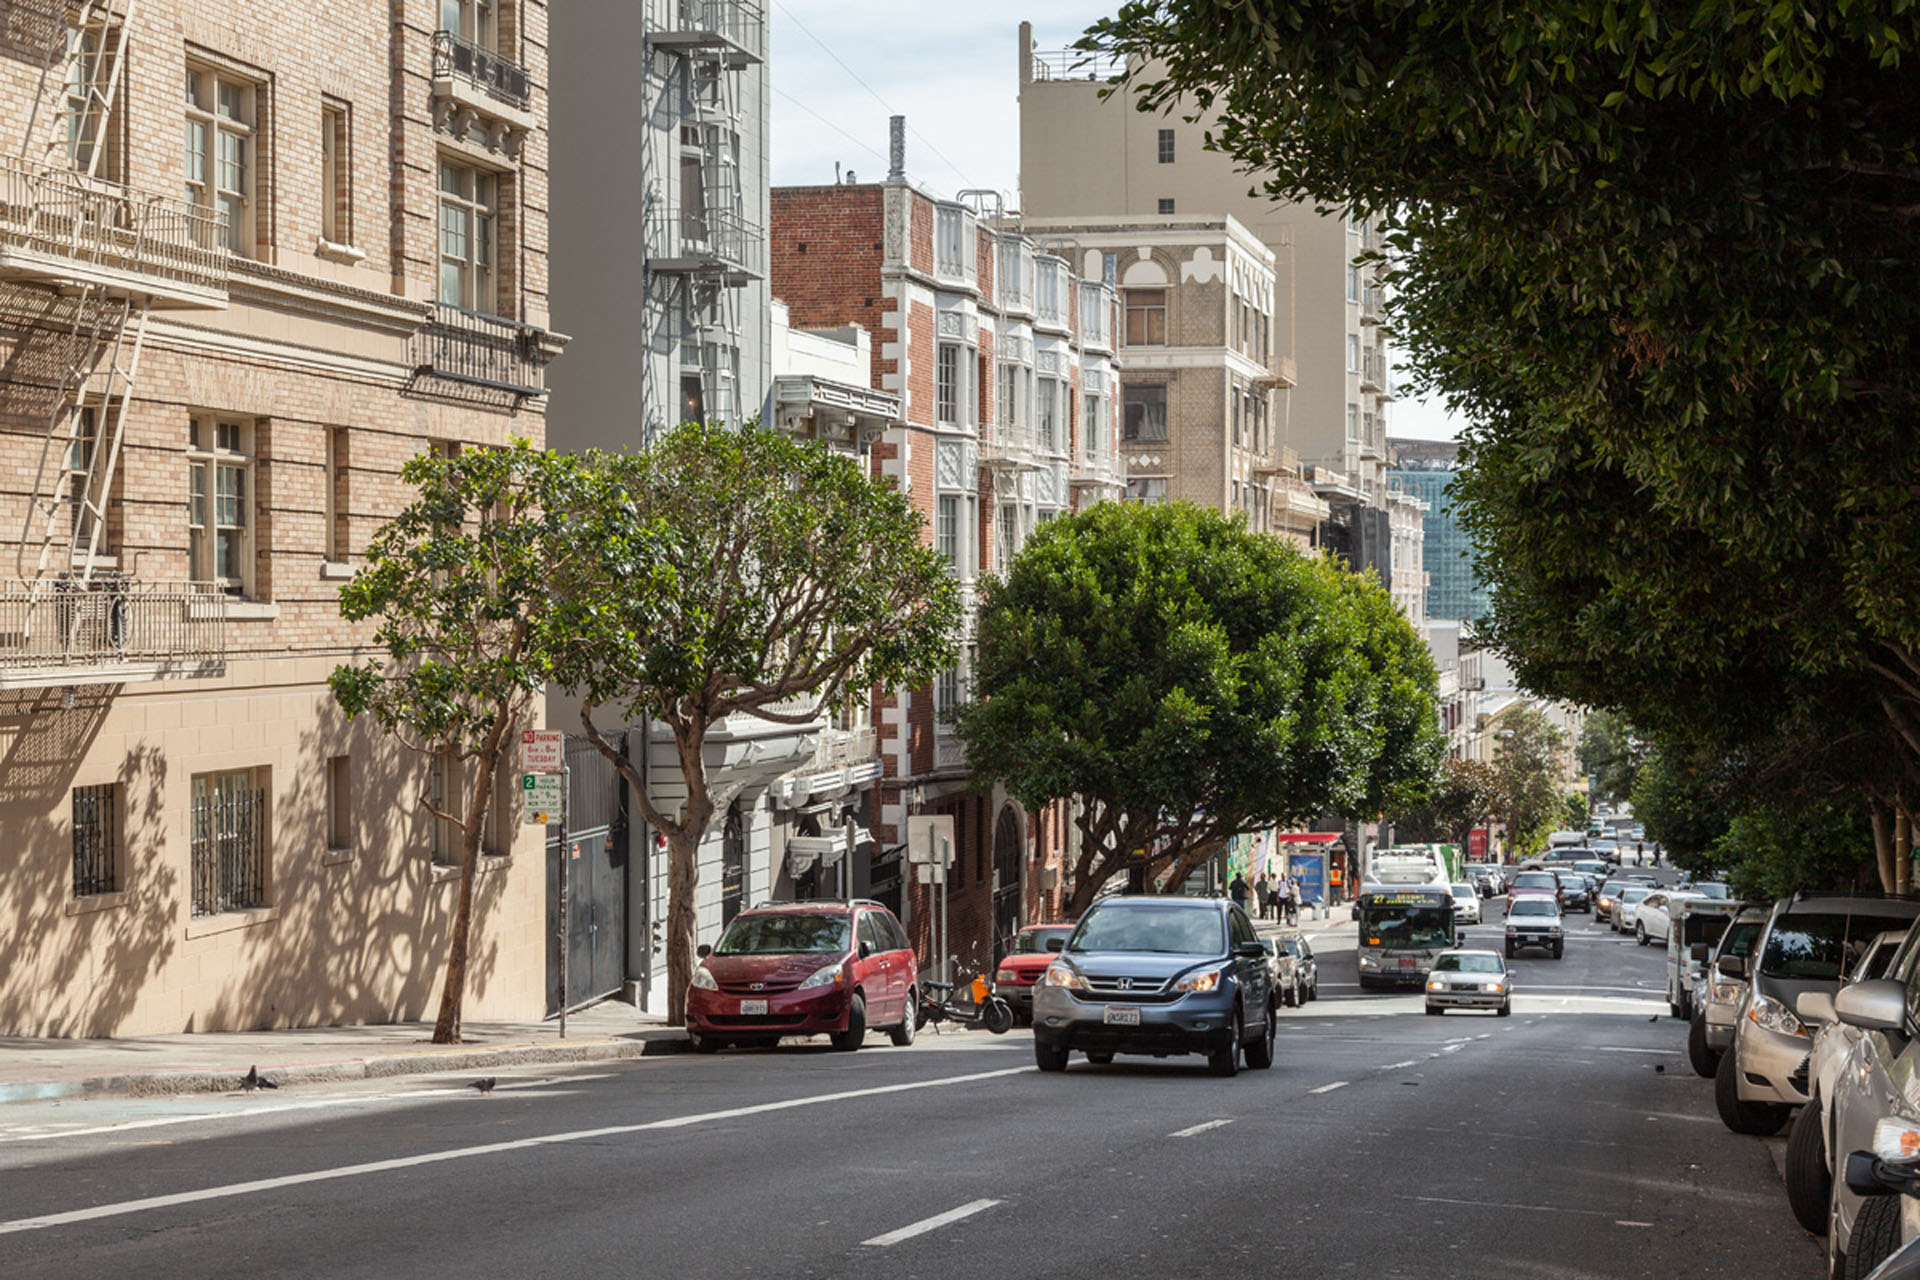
[1689,905,1769,1078]
[1032,896,1276,1077]
[1716,895,1920,1139]
[994,923,1075,1025]
[685,899,919,1053]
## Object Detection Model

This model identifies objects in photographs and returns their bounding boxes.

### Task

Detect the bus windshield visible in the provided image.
[1358,901,1454,950]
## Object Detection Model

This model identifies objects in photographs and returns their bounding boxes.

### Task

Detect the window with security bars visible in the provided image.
[72,783,118,896]
[191,769,267,916]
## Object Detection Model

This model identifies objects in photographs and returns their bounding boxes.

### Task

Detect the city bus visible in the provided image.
[1356,886,1459,990]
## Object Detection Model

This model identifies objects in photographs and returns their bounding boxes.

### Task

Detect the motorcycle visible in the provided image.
[919,966,1014,1035]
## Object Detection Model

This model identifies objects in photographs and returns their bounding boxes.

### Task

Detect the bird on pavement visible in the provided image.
[468,1078,497,1095]
[241,1066,278,1093]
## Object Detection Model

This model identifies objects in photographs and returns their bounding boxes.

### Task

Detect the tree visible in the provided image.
[1489,708,1567,857]
[1578,711,1641,806]
[562,421,960,1026]
[1081,2,1920,853]
[1391,756,1498,848]
[1563,792,1590,834]
[953,501,1439,916]
[330,443,643,1043]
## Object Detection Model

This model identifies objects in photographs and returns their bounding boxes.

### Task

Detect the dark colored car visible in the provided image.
[1507,869,1564,911]
[994,923,1075,1024]
[685,899,918,1053]
[1553,870,1592,912]
[1276,933,1318,1004]
[1031,896,1276,1077]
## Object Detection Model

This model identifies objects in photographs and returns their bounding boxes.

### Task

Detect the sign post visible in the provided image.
[907,815,955,983]
[521,729,568,1039]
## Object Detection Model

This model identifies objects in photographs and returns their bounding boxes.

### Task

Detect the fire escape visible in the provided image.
[0,0,230,688]
[642,0,765,440]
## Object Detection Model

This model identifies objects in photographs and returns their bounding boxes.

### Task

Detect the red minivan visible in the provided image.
[685,900,919,1053]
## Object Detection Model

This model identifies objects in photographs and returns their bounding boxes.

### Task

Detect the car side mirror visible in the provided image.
[1259,939,1276,955]
[1716,954,1748,980]
[858,940,875,960]
[1235,940,1266,959]
[1796,991,1837,1025]
[697,944,713,959]
[1046,938,1065,952]
[1835,979,1907,1034]
[1689,944,1711,963]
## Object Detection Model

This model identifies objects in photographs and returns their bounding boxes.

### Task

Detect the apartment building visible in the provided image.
[770,149,1123,969]
[1018,21,1398,572]
[0,0,558,1038]
[1018,214,1326,548]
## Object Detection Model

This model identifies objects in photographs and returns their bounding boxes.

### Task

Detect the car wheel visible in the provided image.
[1307,976,1318,1002]
[1552,943,1564,959]
[688,1031,722,1054]
[1034,1040,1071,1072]
[1715,1046,1789,1135]
[829,993,867,1052]
[1244,1002,1276,1070]
[1636,923,1649,947]
[1786,1100,1831,1235]
[1829,1174,1851,1280]
[1687,1010,1721,1079]
[1497,1000,1512,1018]
[889,990,918,1047]
[1846,1192,1900,1279]
[1425,1004,1443,1016]
[1208,1008,1242,1077]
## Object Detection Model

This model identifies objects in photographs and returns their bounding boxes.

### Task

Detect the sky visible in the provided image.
[765,1,1463,442]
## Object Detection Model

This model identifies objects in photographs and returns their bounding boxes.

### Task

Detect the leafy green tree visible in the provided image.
[953,501,1438,916]
[1391,756,1498,848]
[1081,1,1920,864]
[1564,792,1590,834]
[1490,708,1567,858]
[1578,711,1642,806]
[331,443,648,1043]
[561,421,960,1026]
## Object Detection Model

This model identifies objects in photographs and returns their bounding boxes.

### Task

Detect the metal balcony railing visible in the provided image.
[414,303,549,398]
[0,578,226,685]
[980,422,1043,469]
[432,30,531,112]
[813,725,877,771]
[658,0,766,64]
[1030,47,1125,81]
[647,205,765,281]
[0,156,228,304]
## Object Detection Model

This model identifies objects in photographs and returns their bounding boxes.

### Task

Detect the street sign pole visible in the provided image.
[559,752,569,1041]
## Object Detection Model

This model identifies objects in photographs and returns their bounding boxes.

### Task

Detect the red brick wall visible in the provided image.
[769,184,886,341]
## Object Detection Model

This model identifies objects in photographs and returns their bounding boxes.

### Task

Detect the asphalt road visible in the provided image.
[0,898,1818,1280]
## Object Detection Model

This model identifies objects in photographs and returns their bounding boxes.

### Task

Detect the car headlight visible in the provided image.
[1426,979,1444,991]
[995,968,1017,984]
[1505,926,1518,935]
[1043,961,1088,989]
[690,967,719,991]
[1711,979,1742,1002]
[1358,953,1379,969]
[1485,982,1506,993]
[797,962,845,990]
[1173,968,1224,993]
[1747,991,1807,1037]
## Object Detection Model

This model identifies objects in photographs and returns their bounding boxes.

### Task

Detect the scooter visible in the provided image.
[919,967,1014,1035]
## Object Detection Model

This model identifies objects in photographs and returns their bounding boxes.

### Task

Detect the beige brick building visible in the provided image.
[0,0,558,1038]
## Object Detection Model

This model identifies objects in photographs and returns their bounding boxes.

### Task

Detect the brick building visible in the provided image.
[771,151,1123,974]
[0,0,558,1037]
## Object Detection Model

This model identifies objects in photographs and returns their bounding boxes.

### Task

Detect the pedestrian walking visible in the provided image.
[1229,872,1250,911]
[1255,875,1272,921]
[1278,875,1296,926]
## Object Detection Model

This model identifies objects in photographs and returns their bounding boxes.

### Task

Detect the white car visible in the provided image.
[1634,890,1703,947]
[1450,882,1481,926]
[1612,884,1653,932]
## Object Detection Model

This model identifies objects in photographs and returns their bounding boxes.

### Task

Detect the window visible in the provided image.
[440,0,498,48]
[438,158,498,313]
[1347,333,1360,373]
[185,65,258,255]
[1122,384,1167,442]
[428,747,459,865]
[1347,263,1361,303]
[936,342,961,426]
[321,103,351,246]
[1347,403,1360,442]
[1232,388,1242,446]
[681,372,706,426]
[1036,377,1058,449]
[1083,387,1102,457]
[1157,128,1175,163]
[935,205,969,278]
[188,418,254,597]
[326,755,352,852]
[934,666,958,718]
[324,426,348,561]
[1157,198,1175,215]
[65,405,107,558]
[72,783,118,896]
[997,503,1019,569]
[63,20,119,177]
[1036,260,1063,322]
[191,768,267,916]
[997,238,1025,306]
[996,363,1016,429]
[1123,289,1166,346]
[1125,477,1168,504]
[935,494,959,568]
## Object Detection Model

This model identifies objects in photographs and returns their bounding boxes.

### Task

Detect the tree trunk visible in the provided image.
[431,716,508,1044]
[663,824,702,1025]
[1872,799,1895,894]
[1899,807,1914,897]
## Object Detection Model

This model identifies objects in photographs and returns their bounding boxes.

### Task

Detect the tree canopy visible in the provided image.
[953,500,1439,915]
[1083,1,1920,882]
[1488,707,1569,856]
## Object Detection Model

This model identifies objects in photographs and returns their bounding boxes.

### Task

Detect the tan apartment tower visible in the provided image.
[0,0,559,1038]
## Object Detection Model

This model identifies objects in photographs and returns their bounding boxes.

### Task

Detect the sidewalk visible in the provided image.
[0,999,688,1106]
[1255,903,1355,936]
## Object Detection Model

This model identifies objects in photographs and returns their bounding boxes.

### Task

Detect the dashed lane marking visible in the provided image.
[1169,1120,1233,1138]
[1308,1081,1350,1095]
[861,1199,1002,1247]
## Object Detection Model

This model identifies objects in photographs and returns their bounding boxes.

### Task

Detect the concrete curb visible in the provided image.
[0,1029,691,1105]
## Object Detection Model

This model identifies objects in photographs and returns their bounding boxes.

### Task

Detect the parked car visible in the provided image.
[1275,932,1318,1004]
[1595,878,1631,922]
[1263,936,1301,1006]
[1507,869,1565,911]
[1634,890,1703,947]
[1665,898,1744,1020]
[1424,949,1512,1016]
[686,899,920,1053]
[1465,864,1498,897]
[993,923,1076,1025]
[1553,870,1593,913]
[1610,884,1655,933]
[1032,895,1276,1076]
[1505,897,1565,958]
[1782,929,1914,1238]
[1688,906,1771,1078]
[1716,895,1920,1144]
[1686,880,1734,900]
[1450,882,1483,926]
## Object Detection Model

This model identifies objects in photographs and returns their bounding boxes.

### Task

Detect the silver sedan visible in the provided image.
[1424,949,1512,1016]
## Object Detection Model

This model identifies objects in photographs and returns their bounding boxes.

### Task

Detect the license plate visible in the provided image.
[1399,957,1417,968]
[1102,1005,1141,1026]
[738,999,768,1016]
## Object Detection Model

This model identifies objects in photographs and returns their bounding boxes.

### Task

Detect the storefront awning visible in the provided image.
[1273,832,1343,844]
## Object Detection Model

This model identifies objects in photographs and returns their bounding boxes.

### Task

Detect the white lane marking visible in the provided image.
[0,1066,1030,1237]
[1308,1081,1350,1095]
[861,1199,1002,1247]
[1169,1119,1233,1138]
[1615,1220,1654,1228]
[1383,1059,1419,1070]
[1408,1194,1616,1219]
[1474,1034,1491,1040]
[1440,1044,1464,1053]
[1599,1048,1674,1056]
